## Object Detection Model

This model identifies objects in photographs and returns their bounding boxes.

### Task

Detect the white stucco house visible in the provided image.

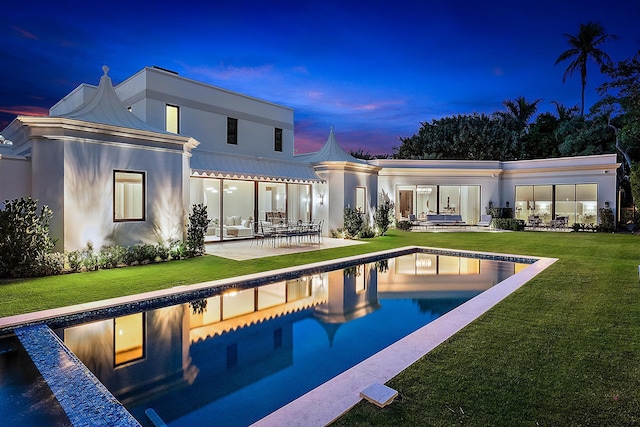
[0,66,621,251]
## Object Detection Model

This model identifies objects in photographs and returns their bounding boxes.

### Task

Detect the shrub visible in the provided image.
[37,252,66,276]
[67,250,83,272]
[140,243,157,263]
[343,207,364,238]
[373,201,394,236]
[98,245,123,269]
[0,197,56,278]
[395,220,412,231]
[156,243,170,261]
[493,218,525,231]
[330,228,344,239]
[170,241,187,260]
[81,242,99,272]
[358,226,376,239]
[186,203,210,257]
[598,207,615,232]
[121,246,137,266]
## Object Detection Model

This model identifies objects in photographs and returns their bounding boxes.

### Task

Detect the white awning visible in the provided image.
[191,151,323,183]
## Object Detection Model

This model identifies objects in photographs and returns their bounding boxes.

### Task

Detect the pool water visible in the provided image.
[50,252,527,427]
[0,336,71,426]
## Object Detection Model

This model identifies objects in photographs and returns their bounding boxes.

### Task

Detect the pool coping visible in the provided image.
[0,246,555,426]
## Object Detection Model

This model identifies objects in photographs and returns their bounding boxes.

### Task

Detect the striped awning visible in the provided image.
[190,151,323,183]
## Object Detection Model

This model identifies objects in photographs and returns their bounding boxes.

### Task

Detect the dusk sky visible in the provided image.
[1,1,639,154]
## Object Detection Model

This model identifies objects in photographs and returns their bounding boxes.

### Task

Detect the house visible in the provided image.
[0,66,620,252]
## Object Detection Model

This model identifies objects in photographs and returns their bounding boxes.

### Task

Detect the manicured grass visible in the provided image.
[2,230,639,424]
[332,231,640,426]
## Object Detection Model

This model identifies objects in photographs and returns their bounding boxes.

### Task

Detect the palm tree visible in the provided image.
[555,22,618,116]
[550,100,580,121]
[502,96,542,133]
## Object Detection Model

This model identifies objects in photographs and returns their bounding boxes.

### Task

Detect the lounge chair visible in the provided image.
[477,215,492,228]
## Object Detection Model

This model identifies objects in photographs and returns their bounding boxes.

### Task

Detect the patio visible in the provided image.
[205,236,367,261]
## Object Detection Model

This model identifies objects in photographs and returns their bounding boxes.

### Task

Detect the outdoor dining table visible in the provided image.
[260,221,322,248]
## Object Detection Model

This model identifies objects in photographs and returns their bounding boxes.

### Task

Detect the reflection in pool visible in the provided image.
[55,253,528,427]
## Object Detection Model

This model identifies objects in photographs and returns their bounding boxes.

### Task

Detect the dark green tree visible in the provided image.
[394,113,519,161]
[500,96,542,134]
[555,21,618,116]
[186,203,210,257]
[597,51,640,171]
[555,115,615,157]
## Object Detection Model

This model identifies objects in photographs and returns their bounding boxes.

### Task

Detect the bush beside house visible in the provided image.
[0,199,209,279]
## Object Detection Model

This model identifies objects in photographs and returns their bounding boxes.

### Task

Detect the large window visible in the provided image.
[114,171,145,221]
[274,128,283,152]
[165,104,179,134]
[227,117,238,145]
[287,183,311,223]
[515,184,597,225]
[396,185,480,224]
[222,180,255,238]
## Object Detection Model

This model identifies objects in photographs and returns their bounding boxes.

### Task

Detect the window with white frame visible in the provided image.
[114,170,145,221]
[165,104,179,134]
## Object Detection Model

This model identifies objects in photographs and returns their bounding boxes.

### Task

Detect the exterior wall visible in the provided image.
[375,161,501,223]
[115,67,295,160]
[313,163,380,234]
[0,154,31,203]
[500,154,619,223]
[1,115,193,252]
[31,138,66,249]
[61,138,187,251]
[315,169,344,234]
[373,155,620,225]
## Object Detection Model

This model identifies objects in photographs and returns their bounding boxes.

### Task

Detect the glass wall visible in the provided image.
[288,184,311,223]
[416,186,437,217]
[258,183,286,223]
[576,184,598,225]
[396,185,480,224]
[191,178,312,241]
[222,180,255,237]
[439,186,460,215]
[515,184,597,225]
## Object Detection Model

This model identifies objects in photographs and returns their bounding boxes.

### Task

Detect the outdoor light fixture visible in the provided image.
[317,193,324,205]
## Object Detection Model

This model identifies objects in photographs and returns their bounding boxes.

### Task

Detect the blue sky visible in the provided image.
[1,0,639,154]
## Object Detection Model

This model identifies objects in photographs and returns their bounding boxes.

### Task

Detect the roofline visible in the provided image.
[13,116,200,149]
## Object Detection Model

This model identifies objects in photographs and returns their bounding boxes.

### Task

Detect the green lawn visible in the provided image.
[2,230,639,425]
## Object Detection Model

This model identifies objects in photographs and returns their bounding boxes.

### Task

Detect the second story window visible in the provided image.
[274,128,283,152]
[165,104,179,134]
[227,117,238,145]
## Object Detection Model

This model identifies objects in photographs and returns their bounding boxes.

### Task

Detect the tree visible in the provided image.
[597,52,640,172]
[501,96,542,134]
[186,203,210,257]
[554,115,615,157]
[394,113,520,161]
[551,101,580,121]
[555,22,618,116]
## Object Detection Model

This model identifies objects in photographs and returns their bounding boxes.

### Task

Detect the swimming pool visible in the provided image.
[0,336,71,426]
[43,250,531,426]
